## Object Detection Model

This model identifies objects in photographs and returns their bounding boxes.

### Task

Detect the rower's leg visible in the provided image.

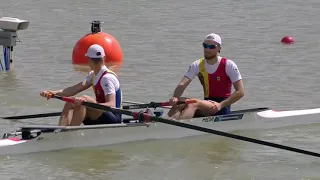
[69,95,103,126]
[176,99,217,119]
[80,95,104,120]
[175,103,198,120]
[166,97,189,119]
[69,105,87,126]
[194,100,219,116]
[58,102,74,126]
[167,104,185,119]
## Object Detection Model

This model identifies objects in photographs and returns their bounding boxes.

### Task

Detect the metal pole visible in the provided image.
[3,46,10,70]
[0,46,4,70]
[10,46,13,69]
[4,46,7,70]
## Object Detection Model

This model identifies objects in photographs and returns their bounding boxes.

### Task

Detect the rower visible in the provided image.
[40,44,122,126]
[167,33,244,119]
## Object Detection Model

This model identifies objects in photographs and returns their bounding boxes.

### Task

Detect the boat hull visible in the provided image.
[1,108,320,156]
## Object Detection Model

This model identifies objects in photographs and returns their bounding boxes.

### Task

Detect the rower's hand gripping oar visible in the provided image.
[50,95,148,119]
[51,95,320,158]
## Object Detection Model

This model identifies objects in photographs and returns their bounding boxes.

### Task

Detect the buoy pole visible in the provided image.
[0,39,15,71]
[0,45,13,71]
[1,40,16,71]
[10,46,13,69]
[1,47,4,70]
[3,46,11,70]
[3,46,7,70]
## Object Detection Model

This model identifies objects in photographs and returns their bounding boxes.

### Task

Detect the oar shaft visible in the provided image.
[122,100,196,109]
[124,100,173,109]
[122,102,169,109]
[144,114,320,157]
[2,112,61,120]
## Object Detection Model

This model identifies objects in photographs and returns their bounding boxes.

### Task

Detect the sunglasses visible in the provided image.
[202,43,219,49]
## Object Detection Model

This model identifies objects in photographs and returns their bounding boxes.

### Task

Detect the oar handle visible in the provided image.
[60,96,75,104]
[51,94,197,110]
[50,94,74,103]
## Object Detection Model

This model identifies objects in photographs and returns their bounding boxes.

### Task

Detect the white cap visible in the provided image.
[204,33,222,45]
[85,44,105,58]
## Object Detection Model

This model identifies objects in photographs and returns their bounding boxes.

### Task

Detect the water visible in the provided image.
[0,0,320,179]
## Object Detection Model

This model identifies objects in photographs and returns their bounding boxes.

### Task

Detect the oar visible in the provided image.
[123,100,145,105]
[123,100,168,109]
[2,112,61,120]
[122,100,196,109]
[1,99,188,120]
[1,99,190,120]
[51,95,320,158]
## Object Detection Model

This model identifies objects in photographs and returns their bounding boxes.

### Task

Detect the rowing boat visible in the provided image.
[1,105,320,156]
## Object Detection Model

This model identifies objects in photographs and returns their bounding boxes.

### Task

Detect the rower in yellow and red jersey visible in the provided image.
[40,44,122,126]
[197,57,232,114]
[167,33,244,120]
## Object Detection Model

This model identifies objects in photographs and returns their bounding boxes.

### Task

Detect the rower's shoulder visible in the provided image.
[221,56,233,62]
[85,70,94,78]
[190,58,202,66]
[101,72,120,82]
[221,57,238,66]
[223,57,241,75]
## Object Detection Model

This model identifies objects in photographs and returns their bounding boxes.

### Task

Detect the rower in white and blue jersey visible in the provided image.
[40,44,122,126]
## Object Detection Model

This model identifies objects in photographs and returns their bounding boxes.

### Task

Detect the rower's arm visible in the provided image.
[52,81,91,97]
[172,61,199,99]
[172,76,192,98]
[101,94,116,107]
[220,79,244,108]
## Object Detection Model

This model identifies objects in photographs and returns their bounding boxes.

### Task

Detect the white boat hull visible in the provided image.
[1,107,320,156]
[257,108,320,118]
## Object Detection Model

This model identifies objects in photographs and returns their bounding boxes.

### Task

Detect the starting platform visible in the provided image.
[0,17,29,71]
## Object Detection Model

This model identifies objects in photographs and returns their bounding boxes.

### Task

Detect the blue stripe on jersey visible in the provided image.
[104,69,122,109]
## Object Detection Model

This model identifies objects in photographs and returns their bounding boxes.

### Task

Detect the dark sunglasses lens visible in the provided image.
[202,43,216,49]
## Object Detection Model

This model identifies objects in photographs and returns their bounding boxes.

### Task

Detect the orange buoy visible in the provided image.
[281,36,295,44]
[72,21,123,72]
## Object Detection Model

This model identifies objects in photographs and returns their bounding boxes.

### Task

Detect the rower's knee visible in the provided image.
[64,102,75,109]
[186,102,198,110]
[167,104,183,117]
